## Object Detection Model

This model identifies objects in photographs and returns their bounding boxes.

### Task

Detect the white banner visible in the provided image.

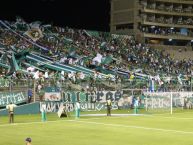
[44,92,61,101]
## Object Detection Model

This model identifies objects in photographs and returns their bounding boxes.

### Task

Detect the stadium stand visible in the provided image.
[0,18,192,102]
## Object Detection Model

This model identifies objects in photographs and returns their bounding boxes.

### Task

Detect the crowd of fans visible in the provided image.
[0,18,192,92]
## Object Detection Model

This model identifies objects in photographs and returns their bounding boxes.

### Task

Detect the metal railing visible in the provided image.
[0,77,192,104]
[0,77,192,92]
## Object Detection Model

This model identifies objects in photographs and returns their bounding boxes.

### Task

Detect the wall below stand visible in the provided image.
[0,102,40,116]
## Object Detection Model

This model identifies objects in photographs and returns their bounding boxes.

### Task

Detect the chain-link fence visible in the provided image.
[0,77,192,103]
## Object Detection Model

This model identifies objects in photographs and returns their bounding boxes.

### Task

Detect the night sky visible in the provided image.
[0,0,110,31]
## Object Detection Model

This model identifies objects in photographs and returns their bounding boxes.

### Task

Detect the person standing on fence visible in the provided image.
[106,99,112,116]
[6,102,17,123]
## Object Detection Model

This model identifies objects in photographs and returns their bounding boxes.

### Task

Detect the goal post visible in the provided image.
[170,92,173,115]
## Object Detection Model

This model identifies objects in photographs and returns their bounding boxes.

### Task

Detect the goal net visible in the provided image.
[143,92,193,114]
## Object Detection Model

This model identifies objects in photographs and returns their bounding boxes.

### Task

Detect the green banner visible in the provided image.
[44,87,60,92]
[0,92,27,107]
[0,79,9,87]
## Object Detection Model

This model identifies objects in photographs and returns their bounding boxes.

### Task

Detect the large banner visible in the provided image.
[0,79,9,88]
[0,92,27,107]
[62,91,123,103]
[40,91,137,112]
[40,102,120,113]
[44,90,123,103]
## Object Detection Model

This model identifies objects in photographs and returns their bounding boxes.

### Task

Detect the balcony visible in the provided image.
[143,33,193,41]
[153,0,193,5]
[142,7,193,17]
[141,20,193,29]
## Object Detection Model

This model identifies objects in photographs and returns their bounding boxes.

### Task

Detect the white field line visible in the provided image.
[0,116,125,127]
[1,113,193,128]
[154,116,193,120]
[148,113,193,120]
[153,111,193,116]
[109,113,193,120]
[73,120,193,135]
[132,114,193,120]
[1,115,193,135]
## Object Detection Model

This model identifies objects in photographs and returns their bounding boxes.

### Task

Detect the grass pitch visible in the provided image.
[1,110,193,145]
